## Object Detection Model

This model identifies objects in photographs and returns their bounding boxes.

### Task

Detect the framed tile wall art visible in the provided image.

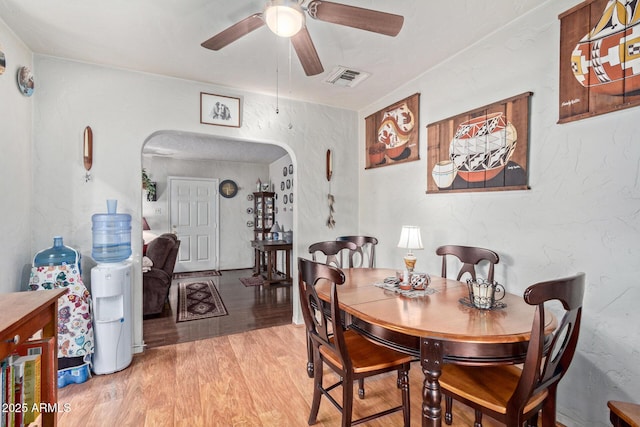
[200,92,241,127]
[365,93,420,169]
[558,0,640,123]
[426,92,532,193]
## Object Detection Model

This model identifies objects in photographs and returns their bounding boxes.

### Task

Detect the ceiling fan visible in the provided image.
[201,0,404,76]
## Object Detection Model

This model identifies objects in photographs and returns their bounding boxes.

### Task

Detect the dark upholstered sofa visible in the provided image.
[143,233,180,316]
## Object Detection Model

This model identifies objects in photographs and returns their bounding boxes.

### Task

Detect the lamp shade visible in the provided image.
[264,0,305,37]
[397,226,424,250]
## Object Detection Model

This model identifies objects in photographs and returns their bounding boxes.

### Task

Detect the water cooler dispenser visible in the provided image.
[91,261,132,374]
[91,200,133,375]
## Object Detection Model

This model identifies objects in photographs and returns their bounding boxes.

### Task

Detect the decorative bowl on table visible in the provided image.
[410,273,430,290]
[399,282,412,291]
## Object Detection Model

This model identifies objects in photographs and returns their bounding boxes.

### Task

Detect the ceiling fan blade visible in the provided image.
[291,27,324,76]
[201,13,265,50]
[306,1,403,36]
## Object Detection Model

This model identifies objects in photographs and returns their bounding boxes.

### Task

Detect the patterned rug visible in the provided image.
[239,276,264,287]
[173,270,221,279]
[176,280,228,322]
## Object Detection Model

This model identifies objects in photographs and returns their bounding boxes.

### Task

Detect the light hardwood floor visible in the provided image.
[58,323,512,426]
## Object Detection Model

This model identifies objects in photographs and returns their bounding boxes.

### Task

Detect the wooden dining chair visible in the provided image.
[441,272,586,427]
[436,244,500,282]
[336,235,378,268]
[608,400,640,427]
[309,240,357,268]
[307,240,366,396]
[298,258,412,427]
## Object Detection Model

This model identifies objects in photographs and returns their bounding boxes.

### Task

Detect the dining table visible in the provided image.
[314,267,556,427]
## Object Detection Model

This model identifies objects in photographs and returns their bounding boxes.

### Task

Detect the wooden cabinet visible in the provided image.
[0,289,66,427]
[253,191,275,241]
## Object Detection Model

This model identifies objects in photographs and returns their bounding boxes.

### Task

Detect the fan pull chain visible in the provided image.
[288,40,293,97]
[275,34,279,114]
[276,55,279,114]
[288,40,293,129]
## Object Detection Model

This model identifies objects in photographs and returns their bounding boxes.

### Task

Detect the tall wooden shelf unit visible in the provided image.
[0,288,66,427]
[253,191,275,240]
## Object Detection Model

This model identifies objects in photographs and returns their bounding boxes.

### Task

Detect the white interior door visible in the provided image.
[169,177,219,273]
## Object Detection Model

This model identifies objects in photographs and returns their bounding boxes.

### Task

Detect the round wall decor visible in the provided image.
[219,179,238,198]
[17,66,34,96]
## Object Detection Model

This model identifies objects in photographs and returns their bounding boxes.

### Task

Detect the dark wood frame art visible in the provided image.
[365,93,420,169]
[426,92,532,194]
[558,0,640,123]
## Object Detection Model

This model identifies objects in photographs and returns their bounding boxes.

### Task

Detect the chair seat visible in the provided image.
[608,401,640,427]
[320,329,413,374]
[440,364,548,415]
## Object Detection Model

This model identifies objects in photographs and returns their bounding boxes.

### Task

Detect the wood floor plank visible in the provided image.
[142,345,178,410]
[175,341,203,418]
[144,405,174,427]
[199,334,263,426]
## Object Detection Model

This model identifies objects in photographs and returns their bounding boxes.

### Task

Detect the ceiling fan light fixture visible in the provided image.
[264,0,305,38]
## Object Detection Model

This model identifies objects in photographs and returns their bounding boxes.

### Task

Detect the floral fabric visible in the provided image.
[29,264,94,363]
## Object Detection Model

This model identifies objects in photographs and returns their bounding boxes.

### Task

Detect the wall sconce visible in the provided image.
[83,126,93,182]
[326,149,333,181]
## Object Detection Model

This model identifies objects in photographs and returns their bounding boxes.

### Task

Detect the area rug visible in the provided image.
[176,280,228,322]
[173,269,221,279]
[239,276,264,287]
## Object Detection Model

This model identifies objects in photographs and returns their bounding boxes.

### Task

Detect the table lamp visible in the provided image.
[397,225,424,276]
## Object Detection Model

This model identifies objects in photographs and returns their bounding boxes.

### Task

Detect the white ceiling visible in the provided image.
[0,0,545,162]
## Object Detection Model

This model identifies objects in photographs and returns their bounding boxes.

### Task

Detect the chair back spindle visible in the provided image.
[336,235,378,268]
[309,240,357,268]
[436,244,499,282]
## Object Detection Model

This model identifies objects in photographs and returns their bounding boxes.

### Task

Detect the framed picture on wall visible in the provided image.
[426,92,532,194]
[365,93,420,169]
[200,92,241,127]
[558,0,640,123]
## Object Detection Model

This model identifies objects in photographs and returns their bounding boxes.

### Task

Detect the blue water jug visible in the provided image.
[34,236,80,268]
[91,199,132,263]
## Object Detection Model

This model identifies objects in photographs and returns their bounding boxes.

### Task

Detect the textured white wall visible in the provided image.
[31,56,359,352]
[358,1,639,426]
[0,18,33,293]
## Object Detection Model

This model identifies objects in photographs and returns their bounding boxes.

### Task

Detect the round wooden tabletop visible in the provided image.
[316,267,555,344]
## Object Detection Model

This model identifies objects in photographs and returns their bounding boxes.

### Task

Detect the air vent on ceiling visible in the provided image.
[324,66,370,88]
